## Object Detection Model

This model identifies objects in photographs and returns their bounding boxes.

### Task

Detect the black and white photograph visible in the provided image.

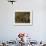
[15,10,32,25]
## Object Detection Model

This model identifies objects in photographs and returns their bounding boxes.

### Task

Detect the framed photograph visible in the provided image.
[14,10,32,26]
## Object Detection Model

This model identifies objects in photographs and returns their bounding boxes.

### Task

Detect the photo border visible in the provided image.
[14,10,32,26]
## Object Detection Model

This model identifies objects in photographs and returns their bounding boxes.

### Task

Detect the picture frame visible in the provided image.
[14,10,32,26]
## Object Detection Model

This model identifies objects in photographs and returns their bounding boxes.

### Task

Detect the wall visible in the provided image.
[0,0,46,42]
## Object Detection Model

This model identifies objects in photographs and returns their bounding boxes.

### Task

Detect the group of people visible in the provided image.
[15,12,30,23]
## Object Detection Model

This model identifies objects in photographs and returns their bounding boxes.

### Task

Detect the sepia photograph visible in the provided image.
[15,10,32,26]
